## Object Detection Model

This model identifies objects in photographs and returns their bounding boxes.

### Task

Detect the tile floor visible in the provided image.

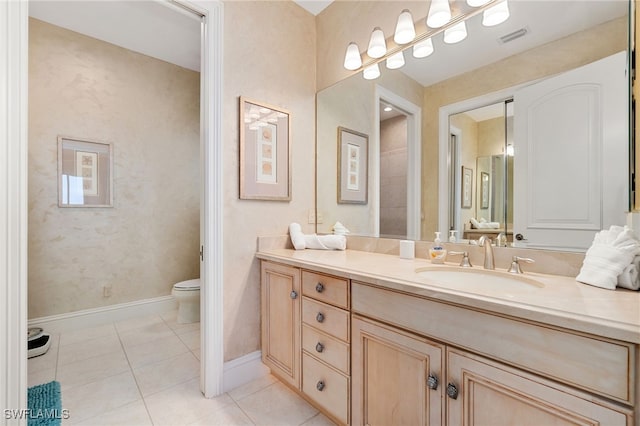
[28,311,335,426]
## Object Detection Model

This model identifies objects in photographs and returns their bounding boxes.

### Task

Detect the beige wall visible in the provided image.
[450,113,478,228]
[28,19,200,318]
[223,1,316,361]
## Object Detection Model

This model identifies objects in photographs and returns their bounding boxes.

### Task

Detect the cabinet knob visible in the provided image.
[316,380,325,391]
[316,312,325,323]
[446,383,459,400]
[315,282,324,293]
[427,374,438,390]
[290,290,298,299]
[315,342,324,353]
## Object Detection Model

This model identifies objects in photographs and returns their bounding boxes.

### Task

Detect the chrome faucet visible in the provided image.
[477,235,495,270]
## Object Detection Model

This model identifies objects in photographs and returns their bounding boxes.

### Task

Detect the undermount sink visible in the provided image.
[415,266,545,292]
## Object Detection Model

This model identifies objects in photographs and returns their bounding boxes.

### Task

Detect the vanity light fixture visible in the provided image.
[344,0,509,80]
[483,0,510,27]
[363,63,381,80]
[443,21,467,44]
[367,27,387,58]
[394,9,416,44]
[343,42,362,70]
[427,0,452,28]
[386,51,405,70]
[413,37,434,58]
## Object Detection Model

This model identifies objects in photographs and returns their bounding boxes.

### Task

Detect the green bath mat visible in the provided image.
[27,381,63,426]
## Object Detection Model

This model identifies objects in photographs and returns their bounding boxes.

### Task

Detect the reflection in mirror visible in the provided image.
[316,1,631,252]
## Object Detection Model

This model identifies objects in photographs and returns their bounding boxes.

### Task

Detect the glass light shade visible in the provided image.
[394,9,416,44]
[363,63,381,80]
[367,27,387,58]
[444,21,467,44]
[413,37,434,58]
[483,1,509,27]
[344,42,363,70]
[426,0,451,28]
[466,0,490,6]
[385,51,405,70]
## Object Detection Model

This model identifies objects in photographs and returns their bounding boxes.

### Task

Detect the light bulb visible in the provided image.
[466,0,490,6]
[394,9,416,45]
[363,63,381,80]
[343,42,362,70]
[413,37,434,58]
[483,0,509,27]
[427,0,451,28]
[367,27,387,59]
[383,106,393,112]
[444,21,467,44]
[385,51,405,70]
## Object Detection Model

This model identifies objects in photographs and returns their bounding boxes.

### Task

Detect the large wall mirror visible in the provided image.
[316,0,632,252]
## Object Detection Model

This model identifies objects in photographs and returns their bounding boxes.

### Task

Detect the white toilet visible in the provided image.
[172,278,200,324]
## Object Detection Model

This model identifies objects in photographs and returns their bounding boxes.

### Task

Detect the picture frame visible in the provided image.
[58,136,113,207]
[480,171,490,209]
[239,97,291,201]
[337,126,368,204]
[461,166,473,209]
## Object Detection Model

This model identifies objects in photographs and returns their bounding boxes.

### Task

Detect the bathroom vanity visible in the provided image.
[258,245,639,426]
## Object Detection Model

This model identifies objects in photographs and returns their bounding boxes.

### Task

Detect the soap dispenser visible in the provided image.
[429,232,447,264]
[449,230,457,243]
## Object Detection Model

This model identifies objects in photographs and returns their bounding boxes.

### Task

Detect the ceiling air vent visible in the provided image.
[498,27,529,44]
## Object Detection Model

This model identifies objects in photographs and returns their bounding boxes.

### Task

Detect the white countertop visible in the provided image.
[256,248,640,343]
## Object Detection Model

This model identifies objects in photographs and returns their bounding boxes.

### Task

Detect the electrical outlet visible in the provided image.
[316,211,324,224]
[103,285,112,298]
[308,209,316,224]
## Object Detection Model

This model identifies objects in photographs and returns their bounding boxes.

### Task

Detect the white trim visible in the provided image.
[438,86,520,236]
[28,296,177,334]
[375,86,422,240]
[1,1,28,423]
[223,351,270,393]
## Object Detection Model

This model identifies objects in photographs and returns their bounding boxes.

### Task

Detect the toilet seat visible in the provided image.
[173,278,200,291]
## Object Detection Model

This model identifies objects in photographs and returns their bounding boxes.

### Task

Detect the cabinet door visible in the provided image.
[447,348,630,426]
[261,261,301,389]
[352,316,444,426]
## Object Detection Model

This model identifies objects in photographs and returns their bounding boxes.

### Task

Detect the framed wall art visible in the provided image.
[461,166,473,209]
[337,126,368,204]
[480,171,490,209]
[58,136,113,207]
[239,97,291,200]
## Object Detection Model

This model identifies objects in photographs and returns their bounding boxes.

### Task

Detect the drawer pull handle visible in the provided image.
[316,381,325,391]
[316,312,325,323]
[290,291,298,299]
[315,282,324,293]
[315,342,324,353]
[427,374,438,390]
[446,383,458,399]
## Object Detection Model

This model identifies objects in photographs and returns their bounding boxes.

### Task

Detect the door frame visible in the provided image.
[0,1,225,416]
[374,86,422,240]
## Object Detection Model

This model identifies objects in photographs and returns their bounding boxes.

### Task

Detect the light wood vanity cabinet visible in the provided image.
[261,259,636,426]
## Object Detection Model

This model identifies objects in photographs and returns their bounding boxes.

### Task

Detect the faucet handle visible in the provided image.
[508,256,535,274]
[449,251,473,268]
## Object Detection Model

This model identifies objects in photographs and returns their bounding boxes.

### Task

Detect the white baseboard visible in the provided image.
[28,295,177,334]
[223,350,269,393]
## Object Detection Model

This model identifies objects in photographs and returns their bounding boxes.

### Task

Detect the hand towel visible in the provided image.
[576,226,640,290]
[332,221,350,236]
[617,255,640,290]
[289,223,346,251]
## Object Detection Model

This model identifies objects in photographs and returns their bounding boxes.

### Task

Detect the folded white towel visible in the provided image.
[470,218,500,229]
[577,226,640,290]
[289,223,346,251]
[332,221,350,236]
[617,255,640,290]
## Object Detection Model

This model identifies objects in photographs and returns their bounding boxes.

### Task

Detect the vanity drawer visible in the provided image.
[302,270,349,309]
[302,297,350,342]
[303,324,350,375]
[302,352,350,424]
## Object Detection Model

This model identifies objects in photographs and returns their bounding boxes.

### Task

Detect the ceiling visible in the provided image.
[29,1,628,89]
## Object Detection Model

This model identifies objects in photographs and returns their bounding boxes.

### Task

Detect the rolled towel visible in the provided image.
[289,222,346,251]
[470,218,500,229]
[577,226,640,290]
[617,255,640,290]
